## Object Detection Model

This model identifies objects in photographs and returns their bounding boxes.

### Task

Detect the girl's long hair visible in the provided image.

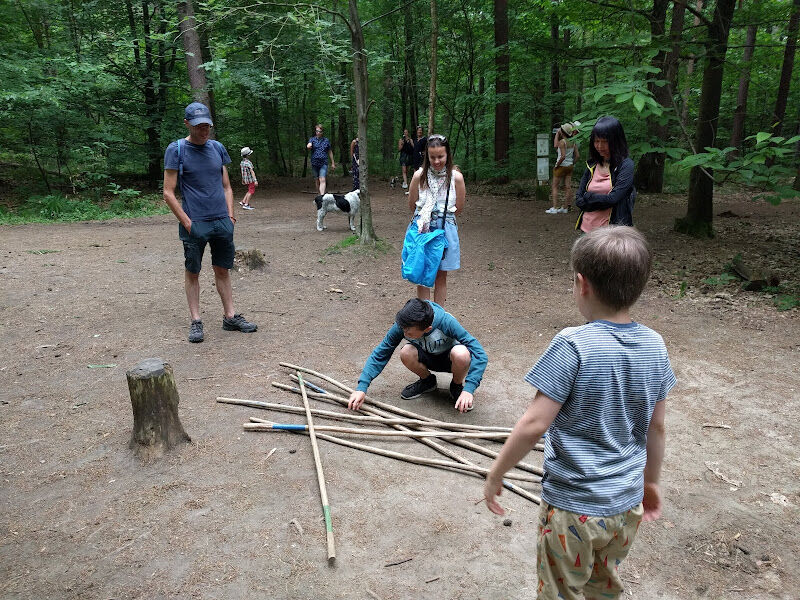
[420,134,453,190]
[588,116,629,170]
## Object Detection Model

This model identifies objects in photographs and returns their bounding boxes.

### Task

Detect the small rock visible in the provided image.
[289,449,297,454]
[503,519,512,527]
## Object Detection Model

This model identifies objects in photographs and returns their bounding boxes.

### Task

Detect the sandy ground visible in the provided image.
[1,177,798,599]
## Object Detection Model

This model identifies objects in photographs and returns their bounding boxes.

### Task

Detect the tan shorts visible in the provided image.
[536,501,644,600]
[553,165,574,178]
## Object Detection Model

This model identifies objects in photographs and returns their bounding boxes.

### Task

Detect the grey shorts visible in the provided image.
[178,217,235,273]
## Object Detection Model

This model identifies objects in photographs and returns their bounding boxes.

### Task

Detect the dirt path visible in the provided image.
[1,177,798,599]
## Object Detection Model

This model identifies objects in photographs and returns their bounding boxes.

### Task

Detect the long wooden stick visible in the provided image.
[249,417,541,485]
[292,375,514,433]
[218,396,511,433]
[276,369,544,501]
[297,373,335,563]
[245,420,508,440]
[271,381,546,460]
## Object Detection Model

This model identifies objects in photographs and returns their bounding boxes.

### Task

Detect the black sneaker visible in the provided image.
[400,374,437,400]
[449,382,464,401]
[222,313,258,333]
[188,319,204,343]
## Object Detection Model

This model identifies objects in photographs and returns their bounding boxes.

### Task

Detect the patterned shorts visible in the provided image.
[536,501,644,600]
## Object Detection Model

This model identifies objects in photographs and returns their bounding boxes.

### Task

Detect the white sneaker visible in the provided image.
[242,204,254,210]
[402,182,408,189]
[557,207,569,213]
[545,207,559,214]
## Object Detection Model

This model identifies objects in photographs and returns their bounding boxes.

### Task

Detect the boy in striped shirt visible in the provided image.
[484,226,675,600]
[239,147,257,210]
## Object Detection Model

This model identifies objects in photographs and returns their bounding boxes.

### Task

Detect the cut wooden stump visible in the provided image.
[732,254,779,291]
[127,358,191,461]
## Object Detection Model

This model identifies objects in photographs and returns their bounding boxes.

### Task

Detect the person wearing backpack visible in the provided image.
[163,102,257,343]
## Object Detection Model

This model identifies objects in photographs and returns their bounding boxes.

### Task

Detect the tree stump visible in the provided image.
[127,358,190,461]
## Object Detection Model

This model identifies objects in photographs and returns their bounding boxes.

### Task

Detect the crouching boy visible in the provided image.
[484,226,676,600]
[348,298,487,413]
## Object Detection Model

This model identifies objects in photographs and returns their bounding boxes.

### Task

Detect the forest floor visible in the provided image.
[1,176,798,600]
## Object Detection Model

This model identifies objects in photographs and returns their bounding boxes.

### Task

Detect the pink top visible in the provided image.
[580,168,613,232]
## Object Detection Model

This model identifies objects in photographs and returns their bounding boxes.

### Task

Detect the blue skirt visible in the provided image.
[412,214,460,272]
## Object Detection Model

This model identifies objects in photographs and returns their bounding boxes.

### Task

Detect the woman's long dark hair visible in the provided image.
[420,134,453,190]
[588,116,629,170]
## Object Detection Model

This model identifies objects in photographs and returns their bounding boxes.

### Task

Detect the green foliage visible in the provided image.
[673,134,800,204]
[0,193,168,225]
[702,273,739,286]
[325,234,360,254]
[773,294,799,311]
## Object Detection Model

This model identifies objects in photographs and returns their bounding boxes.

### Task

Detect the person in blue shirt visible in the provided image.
[347,298,488,413]
[163,102,257,343]
[484,226,675,600]
[306,124,336,195]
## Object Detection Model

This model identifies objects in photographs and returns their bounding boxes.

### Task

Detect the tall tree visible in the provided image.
[178,0,211,110]
[677,0,737,238]
[428,0,439,134]
[494,0,509,178]
[770,0,800,138]
[729,24,757,153]
[634,0,670,193]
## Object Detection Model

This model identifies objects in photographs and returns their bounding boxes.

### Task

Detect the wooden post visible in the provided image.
[127,358,191,461]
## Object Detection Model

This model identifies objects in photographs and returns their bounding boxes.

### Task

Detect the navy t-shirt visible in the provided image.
[308,137,331,167]
[164,139,232,221]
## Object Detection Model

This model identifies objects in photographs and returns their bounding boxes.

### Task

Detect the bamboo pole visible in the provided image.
[244,420,508,440]
[271,381,546,463]
[276,368,543,501]
[249,417,541,485]
[297,373,335,563]
[218,396,511,433]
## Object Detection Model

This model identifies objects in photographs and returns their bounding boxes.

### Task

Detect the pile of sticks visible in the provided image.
[217,362,544,561]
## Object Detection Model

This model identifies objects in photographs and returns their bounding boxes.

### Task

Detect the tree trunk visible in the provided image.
[771,0,800,138]
[549,12,561,130]
[494,0,509,181]
[681,0,703,127]
[349,0,376,242]
[729,24,757,153]
[127,358,191,462]
[382,61,395,170]
[677,0,737,238]
[634,0,669,193]
[403,0,419,130]
[177,0,211,109]
[427,0,439,134]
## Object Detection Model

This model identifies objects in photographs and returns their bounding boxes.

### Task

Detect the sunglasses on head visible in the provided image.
[428,134,448,143]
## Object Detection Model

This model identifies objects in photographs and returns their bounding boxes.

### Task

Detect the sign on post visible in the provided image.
[536,133,550,183]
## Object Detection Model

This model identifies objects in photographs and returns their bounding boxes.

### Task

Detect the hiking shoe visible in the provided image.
[545,207,559,214]
[222,313,258,333]
[449,382,464,401]
[188,319,204,343]
[242,204,254,210]
[400,374,437,400]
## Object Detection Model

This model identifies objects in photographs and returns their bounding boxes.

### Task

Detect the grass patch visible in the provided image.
[0,192,169,225]
[325,235,393,257]
[702,273,739,286]
[26,249,60,255]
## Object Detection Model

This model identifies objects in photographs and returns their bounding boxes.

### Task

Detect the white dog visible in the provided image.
[314,189,360,232]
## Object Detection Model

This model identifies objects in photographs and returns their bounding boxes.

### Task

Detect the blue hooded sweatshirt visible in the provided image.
[356,301,488,394]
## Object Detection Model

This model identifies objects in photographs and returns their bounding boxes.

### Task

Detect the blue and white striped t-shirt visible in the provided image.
[525,320,676,517]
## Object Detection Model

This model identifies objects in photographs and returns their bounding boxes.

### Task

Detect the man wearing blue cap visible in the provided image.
[163,102,257,343]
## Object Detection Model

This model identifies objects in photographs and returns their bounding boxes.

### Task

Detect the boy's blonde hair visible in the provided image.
[571,226,651,310]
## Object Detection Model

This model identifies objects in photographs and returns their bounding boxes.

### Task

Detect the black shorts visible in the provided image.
[178,217,235,273]
[416,345,453,373]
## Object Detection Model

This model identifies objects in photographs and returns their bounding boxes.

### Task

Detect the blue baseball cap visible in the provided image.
[184,102,213,126]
